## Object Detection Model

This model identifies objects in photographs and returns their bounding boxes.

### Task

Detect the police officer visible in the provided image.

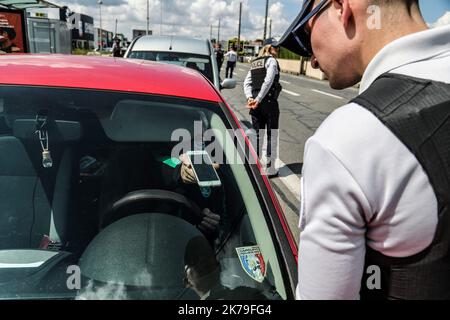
[243,38,282,177]
[214,43,224,73]
[279,0,450,299]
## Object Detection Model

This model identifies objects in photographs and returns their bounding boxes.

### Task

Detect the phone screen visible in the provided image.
[193,162,219,182]
[188,152,221,186]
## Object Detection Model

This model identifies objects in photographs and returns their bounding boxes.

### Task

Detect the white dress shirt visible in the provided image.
[297,25,450,300]
[225,51,237,62]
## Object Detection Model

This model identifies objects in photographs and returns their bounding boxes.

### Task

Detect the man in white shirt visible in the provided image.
[224,46,238,79]
[279,0,450,299]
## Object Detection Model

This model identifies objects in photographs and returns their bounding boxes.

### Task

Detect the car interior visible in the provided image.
[127,51,213,83]
[0,86,285,300]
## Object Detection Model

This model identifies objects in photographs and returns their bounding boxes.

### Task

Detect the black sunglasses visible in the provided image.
[290,0,331,57]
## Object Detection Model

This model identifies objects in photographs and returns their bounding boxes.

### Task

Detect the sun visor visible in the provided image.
[102,100,203,142]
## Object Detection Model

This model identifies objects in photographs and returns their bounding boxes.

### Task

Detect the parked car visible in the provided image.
[124,35,236,91]
[0,55,296,300]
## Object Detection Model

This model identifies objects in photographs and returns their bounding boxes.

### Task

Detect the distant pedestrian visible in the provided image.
[112,38,121,57]
[214,43,224,72]
[225,46,238,78]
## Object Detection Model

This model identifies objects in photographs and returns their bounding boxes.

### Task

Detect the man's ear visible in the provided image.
[334,0,353,28]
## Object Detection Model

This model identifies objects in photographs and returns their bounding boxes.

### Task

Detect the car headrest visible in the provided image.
[0,115,10,134]
[13,119,82,142]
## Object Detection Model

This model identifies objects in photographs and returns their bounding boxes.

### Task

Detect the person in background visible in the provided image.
[215,43,224,73]
[0,27,20,54]
[224,46,238,79]
[112,38,122,57]
[243,38,282,177]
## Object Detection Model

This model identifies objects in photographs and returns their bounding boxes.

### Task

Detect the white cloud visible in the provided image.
[51,0,291,42]
[432,11,450,28]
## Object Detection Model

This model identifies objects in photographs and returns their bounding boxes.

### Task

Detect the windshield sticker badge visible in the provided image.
[235,245,266,283]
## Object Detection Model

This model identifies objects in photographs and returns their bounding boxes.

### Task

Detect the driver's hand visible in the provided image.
[179,154,196,185]
[179,153,220,185]
[198,208,220,235]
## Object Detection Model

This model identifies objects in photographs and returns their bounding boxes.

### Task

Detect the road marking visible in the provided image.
[239,121,301,202]
[282,89,300,97]
[276,159,301,201]
[311,89,344,100]
[280,80,291,84]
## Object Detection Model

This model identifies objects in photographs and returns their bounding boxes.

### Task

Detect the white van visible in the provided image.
[124,35,236,90]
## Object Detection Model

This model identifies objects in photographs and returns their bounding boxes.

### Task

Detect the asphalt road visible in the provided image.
[220,62,359,242]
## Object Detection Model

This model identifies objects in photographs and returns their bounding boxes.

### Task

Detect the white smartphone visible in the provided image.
[186,150,222,188]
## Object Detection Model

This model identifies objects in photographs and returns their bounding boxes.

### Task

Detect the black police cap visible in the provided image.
[263,37,280,47]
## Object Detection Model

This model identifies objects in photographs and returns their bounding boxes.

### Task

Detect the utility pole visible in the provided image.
[146,0,149,35]
[98,0,103,51]
[263,0,269,41]
[217,19,221,44]
[269,18,272,39]
[160,0,163,35]
[237,2,242,52]
[115,18,118,37]
[210,25,213,42]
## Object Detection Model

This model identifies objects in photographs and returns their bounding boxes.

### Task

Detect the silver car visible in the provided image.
[124,35,236,90]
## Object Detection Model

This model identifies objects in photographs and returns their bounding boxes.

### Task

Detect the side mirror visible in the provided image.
[221,78,236,90]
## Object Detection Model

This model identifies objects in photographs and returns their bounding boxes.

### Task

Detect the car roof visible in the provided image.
[130,36,210,56]
[0,54,222,102]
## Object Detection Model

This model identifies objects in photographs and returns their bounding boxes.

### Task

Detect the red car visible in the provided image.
[0,55,297,300]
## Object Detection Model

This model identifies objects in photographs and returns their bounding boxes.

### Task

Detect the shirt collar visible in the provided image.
[360,25,450,94]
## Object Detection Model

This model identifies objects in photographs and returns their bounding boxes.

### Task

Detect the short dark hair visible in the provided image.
[0,27,16,40]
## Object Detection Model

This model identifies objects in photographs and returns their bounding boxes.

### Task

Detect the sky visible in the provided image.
[51,0,450,41]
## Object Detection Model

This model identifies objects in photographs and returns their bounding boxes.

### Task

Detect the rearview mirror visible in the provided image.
[221,78,236,90]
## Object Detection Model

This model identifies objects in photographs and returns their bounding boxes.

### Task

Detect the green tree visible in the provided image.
[278,47,301,60]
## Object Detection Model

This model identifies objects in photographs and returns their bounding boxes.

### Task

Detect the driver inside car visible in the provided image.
[177,153,221,236]
[95,145,223,240]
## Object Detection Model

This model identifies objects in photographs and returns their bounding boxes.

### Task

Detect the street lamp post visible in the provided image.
[218,19,221,44]
[146,0,149,35]
[263,0,269,41]
[98,0,103,51]
[160,0,163,35]
[237,2,242,52]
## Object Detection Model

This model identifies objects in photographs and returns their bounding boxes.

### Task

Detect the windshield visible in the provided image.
[0,86,286,300]
[128,51,214,83]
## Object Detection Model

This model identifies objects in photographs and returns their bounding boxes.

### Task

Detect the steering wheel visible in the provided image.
[101,189,204,228]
